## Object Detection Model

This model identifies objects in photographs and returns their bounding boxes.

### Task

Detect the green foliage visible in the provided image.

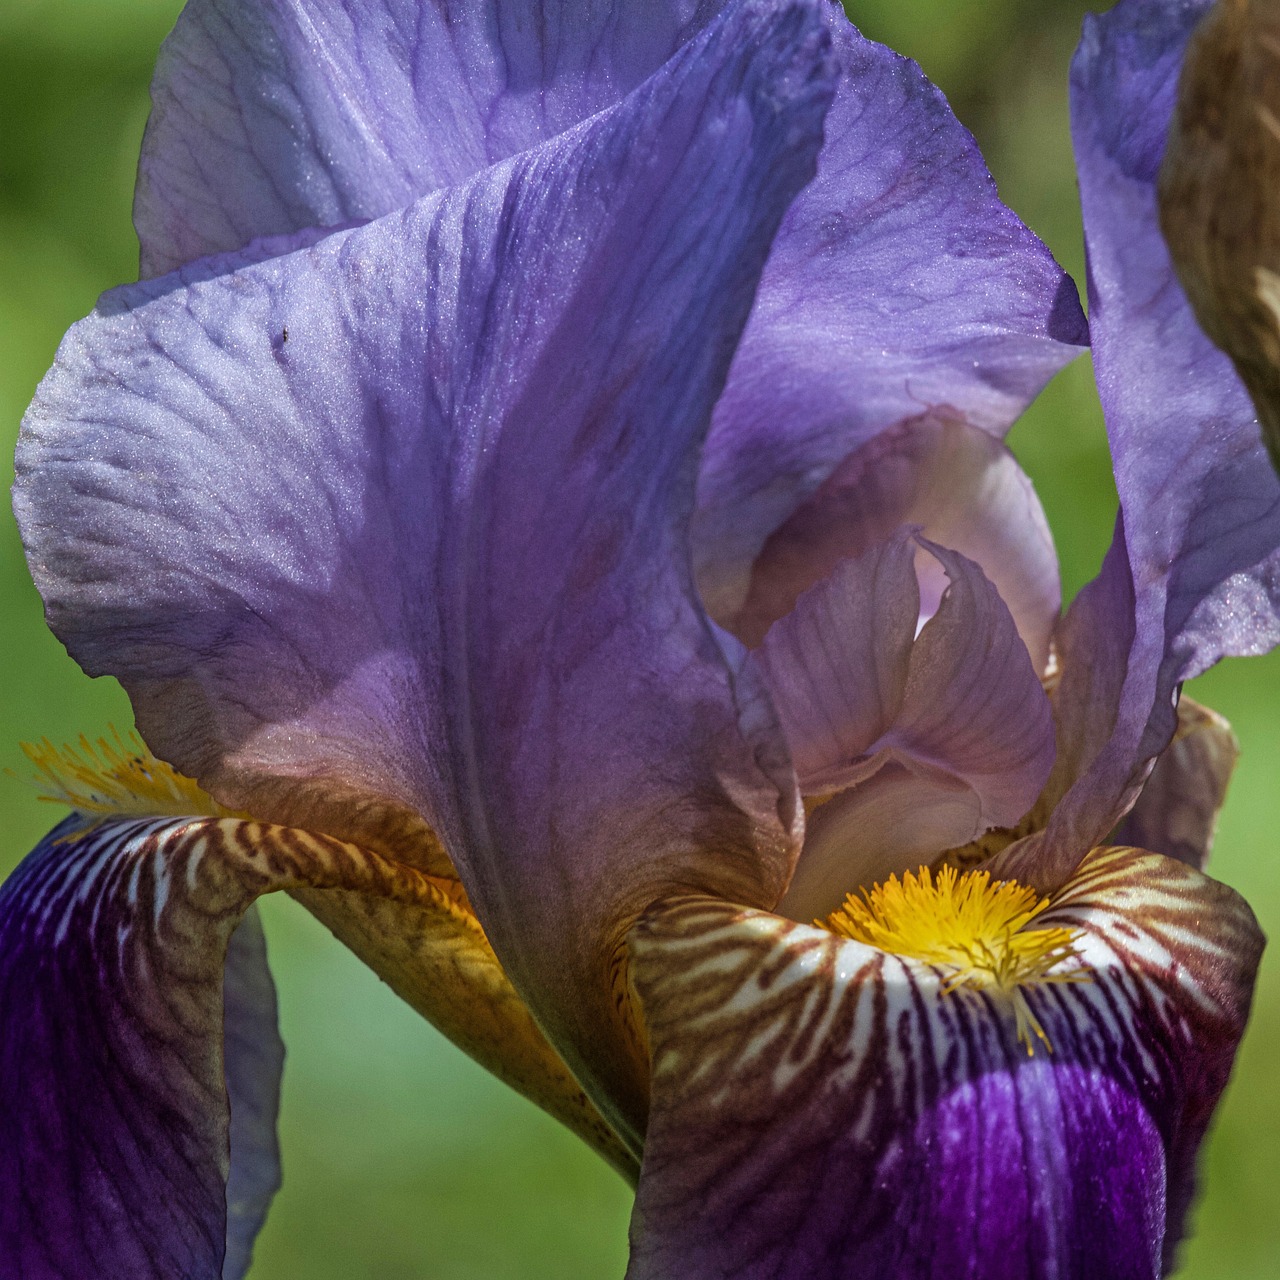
[1,2,1275,1275]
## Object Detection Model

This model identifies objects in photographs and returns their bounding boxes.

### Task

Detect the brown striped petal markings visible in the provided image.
[0,813,631,1278]
[624,847,1261,1280]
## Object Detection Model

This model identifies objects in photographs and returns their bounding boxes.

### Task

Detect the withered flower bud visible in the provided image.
[1159,0,1280,470]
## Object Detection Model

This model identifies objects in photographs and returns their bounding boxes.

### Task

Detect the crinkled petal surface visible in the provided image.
[16,0,837,1150]
[692,19,1086,625]
[1007,0,1280,885]
[0,813,627,1278]
[626,848,1261,1280]
[134,0,726,275]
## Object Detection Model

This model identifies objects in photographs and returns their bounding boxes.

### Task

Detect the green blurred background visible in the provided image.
[1,1,1277,1275]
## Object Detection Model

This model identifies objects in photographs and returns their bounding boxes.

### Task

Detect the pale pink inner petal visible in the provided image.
[883,541,1056,830]
[756,538,1056,917]
[755,532,919,786]
[756,538,1054,800]
[724,415,1061,670]
[777,763,982,922]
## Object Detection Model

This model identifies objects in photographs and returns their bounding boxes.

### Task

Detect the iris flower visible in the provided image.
[3,0,1277,1276]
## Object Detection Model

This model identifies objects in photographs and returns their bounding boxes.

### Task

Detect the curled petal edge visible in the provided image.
[0,813,633,1278]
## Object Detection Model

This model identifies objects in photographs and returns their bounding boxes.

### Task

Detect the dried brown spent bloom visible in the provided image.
[1159,0,1280,471]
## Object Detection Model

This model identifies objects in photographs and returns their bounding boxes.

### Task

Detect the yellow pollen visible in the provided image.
[13,728,229,825]
[821,864,1090,1055]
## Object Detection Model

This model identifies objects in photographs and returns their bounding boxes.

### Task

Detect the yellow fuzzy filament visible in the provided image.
[822,865,1090,1054]
[15,728,228,822]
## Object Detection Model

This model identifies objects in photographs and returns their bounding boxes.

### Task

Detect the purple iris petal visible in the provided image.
[757,534,1053,917]
[222,907,285,1280]
[17,0,839,1154]
[1006,0,1280,885]
[756,531,920,788]
[0,818,283,1279]
[886,541,1054,821]
[135,0,724,276]
[139,4,1087,662]
[758,534,1054,807]
[729,416,1061,663]
[626,848,1262,1280]
[1111,696,1238,871]
[0,802,633,1274]
[692,19,1087,627]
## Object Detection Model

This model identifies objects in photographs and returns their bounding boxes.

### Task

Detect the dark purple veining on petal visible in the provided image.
[0,818,270,1280]
[0,806,602,1277]
[135,0,726,275]
[627,848,1261,1279]
[17,0,838,1152]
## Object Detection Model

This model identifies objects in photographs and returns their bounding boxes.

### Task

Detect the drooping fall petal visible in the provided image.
[1003,0,1280,887]
[16,0,837,1152]
[220,907,284,1280]
[0,812,629,1278]
[626,848,1261,1280]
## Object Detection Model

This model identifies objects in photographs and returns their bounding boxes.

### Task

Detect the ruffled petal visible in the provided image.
[756,535,1053,827]
[1111,696,1238,871]
[134,0,724,275]
[725,416,1061,662]
[626,847,1262,1280]
[755,532,919,786]
[17,0,836,1150]
[1014,0,1280,885]
[692,19,1086,625]
[767,537,1054,921]
[0,812,628,1276]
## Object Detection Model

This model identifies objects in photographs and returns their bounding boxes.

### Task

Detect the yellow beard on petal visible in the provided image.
[15,728,233,822]
[820,865,1091,1055]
